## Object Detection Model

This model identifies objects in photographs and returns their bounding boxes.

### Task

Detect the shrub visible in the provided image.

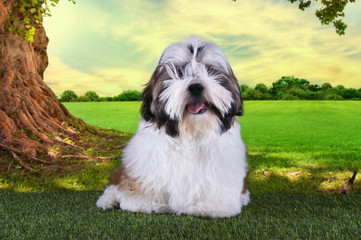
[282,94,299,100]
[59,90,78,102]
[114,90,142,101]
[325,94,343,100]
[243,88,262,100]
[321,83,332,91]
[240,84,249,93]
[84,91,99,102]
[254,83,269,94]
[76,96,90,102]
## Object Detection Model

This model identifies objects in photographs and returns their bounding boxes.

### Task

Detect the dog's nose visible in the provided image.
[188,83,204,96]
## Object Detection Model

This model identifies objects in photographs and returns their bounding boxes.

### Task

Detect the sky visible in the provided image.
[43,0,361,97]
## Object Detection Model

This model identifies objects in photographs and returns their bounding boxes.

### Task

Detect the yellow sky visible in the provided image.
[43,0,361,96]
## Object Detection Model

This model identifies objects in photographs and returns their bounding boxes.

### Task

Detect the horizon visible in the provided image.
[43,0,361,96]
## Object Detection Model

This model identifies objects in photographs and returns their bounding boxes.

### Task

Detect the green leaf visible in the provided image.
[20,7,26,13]
[29,27,36,35]
[24,17,30,24]
[25,35,34,42]
[30,8,37,14]
[25,24,31,29]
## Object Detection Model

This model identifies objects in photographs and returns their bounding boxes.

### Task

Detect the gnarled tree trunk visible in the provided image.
[0,0,87,165]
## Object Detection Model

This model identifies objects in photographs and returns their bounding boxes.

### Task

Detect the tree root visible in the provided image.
[0,143,50,164]
[11,152,34,172]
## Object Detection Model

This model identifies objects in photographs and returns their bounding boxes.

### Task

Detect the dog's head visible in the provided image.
[141,36,243,137]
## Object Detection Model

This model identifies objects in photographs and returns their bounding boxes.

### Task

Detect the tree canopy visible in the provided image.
[233,0,356,35]
[7,0,75,41]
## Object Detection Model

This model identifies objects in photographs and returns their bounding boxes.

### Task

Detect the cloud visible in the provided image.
[43,0,361,94]
[44,57,149,96]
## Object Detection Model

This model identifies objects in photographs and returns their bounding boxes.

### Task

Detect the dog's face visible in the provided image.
[141,36,242,137]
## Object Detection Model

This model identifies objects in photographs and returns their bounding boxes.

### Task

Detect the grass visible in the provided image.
[1,190,360,239]
[64,101,361,194]
[64,101,141,134]
[1,101,361,239]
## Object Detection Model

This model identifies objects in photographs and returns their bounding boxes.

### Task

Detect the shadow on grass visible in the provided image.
[247,151,360,194]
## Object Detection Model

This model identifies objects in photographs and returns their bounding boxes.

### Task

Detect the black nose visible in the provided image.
[188,83,204,96]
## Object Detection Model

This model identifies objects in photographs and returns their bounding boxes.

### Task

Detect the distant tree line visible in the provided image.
[58,76,361,102]
[59,90,142,102]
[241,76,361,100]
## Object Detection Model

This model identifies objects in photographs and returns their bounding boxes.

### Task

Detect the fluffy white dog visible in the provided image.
[96,36,250,218]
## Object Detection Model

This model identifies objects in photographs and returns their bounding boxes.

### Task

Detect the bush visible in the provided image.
[325,94,343,100]
[243,88,262,100]
[114,90,142,101]
[59,90,78,102]
[254,83,268,94]
[84,91,99,102]
[240,84,249,93]
[99,97,113,102]
[76,96,90,102]
[282,94,299,100]
[321,83,332,91]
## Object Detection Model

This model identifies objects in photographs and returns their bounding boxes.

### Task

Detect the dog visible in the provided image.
[96,36,249,218]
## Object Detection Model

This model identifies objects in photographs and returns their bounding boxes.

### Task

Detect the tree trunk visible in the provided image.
[0,0,87,163]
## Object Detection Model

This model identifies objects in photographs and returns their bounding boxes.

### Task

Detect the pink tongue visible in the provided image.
[188,102,205,114]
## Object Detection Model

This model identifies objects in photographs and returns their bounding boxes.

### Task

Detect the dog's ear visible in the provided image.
[236,83,244,117]
[212,69,243,133]
[228,67,243,117]
[140,82,154,121]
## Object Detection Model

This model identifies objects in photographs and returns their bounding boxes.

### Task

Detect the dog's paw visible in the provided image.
[96,185,120,210]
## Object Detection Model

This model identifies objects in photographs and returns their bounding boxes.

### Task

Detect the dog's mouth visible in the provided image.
[187,102,207,115]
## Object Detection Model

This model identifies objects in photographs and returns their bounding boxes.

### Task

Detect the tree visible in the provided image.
[243,88,262,100]
[270,76,310,96]
[59,90,78,102]
[0,0,100,171]
[321,83,332,91]
[254,83,269,94]
[240,84,249,93]
[232,0,356,35]
[286,0,356,36]
[114,90,142,101]
[84,91,99,102]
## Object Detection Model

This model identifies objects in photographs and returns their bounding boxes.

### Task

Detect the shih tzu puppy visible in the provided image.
[96,36,249,218]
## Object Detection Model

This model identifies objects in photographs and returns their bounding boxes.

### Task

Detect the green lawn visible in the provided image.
[64,101,361,193]
[1,101,360,239]
[64,101,141,134]
[1,190,360,239]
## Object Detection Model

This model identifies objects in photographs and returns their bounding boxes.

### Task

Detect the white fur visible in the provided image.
[96,36,249,218]
[97,120,249,218]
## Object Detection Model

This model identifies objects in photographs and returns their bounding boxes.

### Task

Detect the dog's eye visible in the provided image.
[206,67,221,76]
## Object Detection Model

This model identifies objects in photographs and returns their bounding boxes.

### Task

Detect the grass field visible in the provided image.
[64,101,361,193]
[1,101,361,239]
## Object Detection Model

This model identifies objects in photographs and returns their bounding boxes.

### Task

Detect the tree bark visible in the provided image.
[0,0,86,162]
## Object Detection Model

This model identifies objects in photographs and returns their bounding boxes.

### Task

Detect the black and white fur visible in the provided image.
[96,36,249,218]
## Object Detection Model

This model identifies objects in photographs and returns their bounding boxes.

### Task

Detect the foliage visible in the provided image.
[7,0,76,42]
[84,91,99,102]
[242,76,361,101]
[59,90,77,102]
[59,77,361,102]
[232,0,356,35]
[287,0,356,35]
[58,90,143,102]
[240,84,249,93]
[114,90,142,101]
